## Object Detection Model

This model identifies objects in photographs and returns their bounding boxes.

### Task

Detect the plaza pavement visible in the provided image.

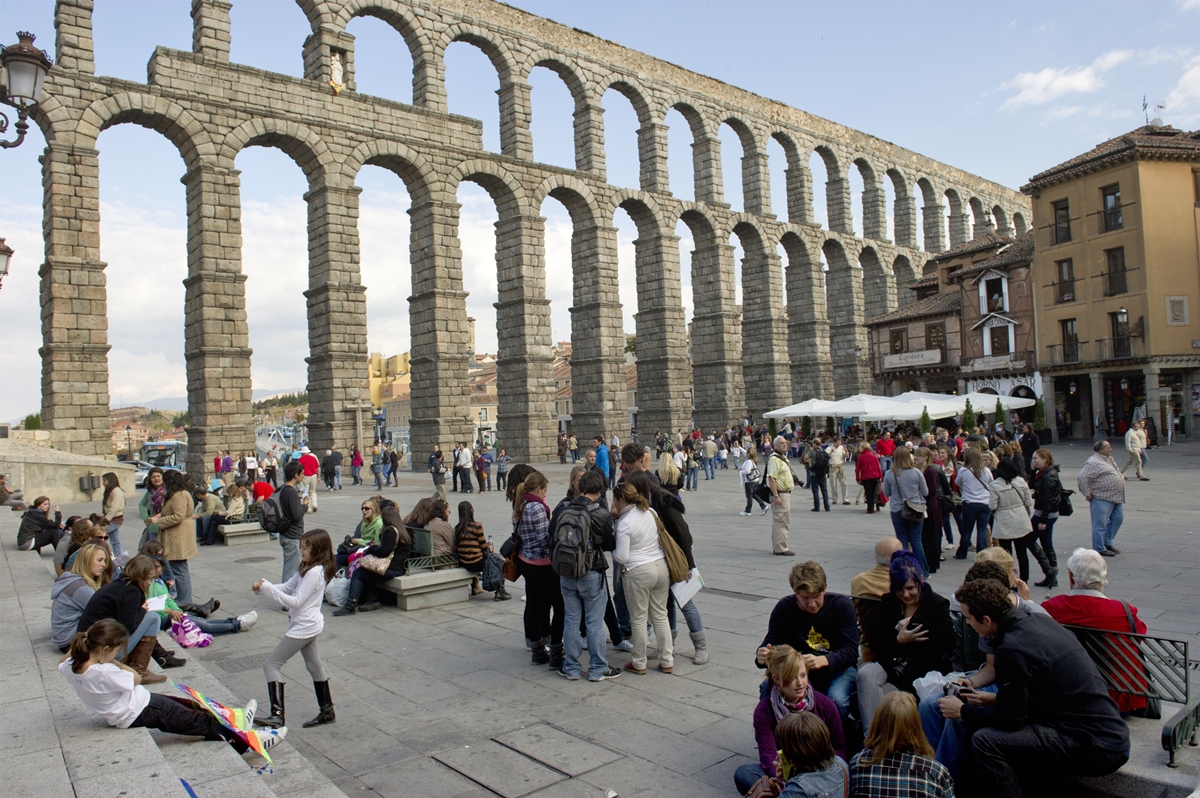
[3,439,1197,797]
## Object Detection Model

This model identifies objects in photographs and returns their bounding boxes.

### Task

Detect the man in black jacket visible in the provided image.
[556,471,620,682]
[754,561,858,730]
[941,579,1129,797]
[277,461,307,581]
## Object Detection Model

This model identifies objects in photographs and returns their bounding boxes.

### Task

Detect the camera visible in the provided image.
[944,682,972,699]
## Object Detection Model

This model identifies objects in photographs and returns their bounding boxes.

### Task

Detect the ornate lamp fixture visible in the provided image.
[1,32,53,149]
[0,238,12,291]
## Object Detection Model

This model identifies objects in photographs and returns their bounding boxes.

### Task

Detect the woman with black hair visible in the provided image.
[138,468,166,548]
[333,501,409,616]
[100,472,127,558]
[454,501,510,601]
[18,495,64,553]
[989,456,1054,585]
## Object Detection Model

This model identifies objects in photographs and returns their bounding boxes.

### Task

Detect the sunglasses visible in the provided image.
[361,507,372,512]
[95,535,109,540]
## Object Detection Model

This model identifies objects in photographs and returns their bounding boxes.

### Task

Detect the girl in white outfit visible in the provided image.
[612,483,674,674]
[254,528,336,730]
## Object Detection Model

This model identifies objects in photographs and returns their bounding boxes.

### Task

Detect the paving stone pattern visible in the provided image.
[4,441,1195,796]
[35,0,1028,471]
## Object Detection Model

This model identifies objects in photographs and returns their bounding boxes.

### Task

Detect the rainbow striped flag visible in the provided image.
[172,682,272,767]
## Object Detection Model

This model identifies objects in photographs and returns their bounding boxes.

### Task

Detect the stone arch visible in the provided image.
[435,23,517,83]
[860,244,895,323]
[444,158,529,218]
[780,230,831,399]
[338,0,436,105]
[992,204,1012,236]
[523,52,588,102]
[769,131,811,224]
[915,177,942,253]
[220,117,334,184]
[731,217,789,415]
[811,143,851,233]
[532,174,602,230]
[853,155,885,240]
[720,115,767,215]
[1013,211,1028,236]
[823,237,868,397]
[604,75,655,126]
[76,91,218,169]
[969,196,992,238]
[343,138,435,203]
[886,167,917,247]
[28,95,73,143]
[945,187,968,247]
[892,254,920,306]
[295,0,337,31]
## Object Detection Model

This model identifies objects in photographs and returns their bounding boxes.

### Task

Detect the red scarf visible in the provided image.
[523,492,550,516]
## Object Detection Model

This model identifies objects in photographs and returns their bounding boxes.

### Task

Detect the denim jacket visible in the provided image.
[779,757,848,798]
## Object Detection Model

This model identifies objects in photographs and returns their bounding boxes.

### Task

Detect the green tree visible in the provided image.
[624,335,637,355]
[23,413,41,430]
[801,416,811,437]
[995,398,1006,427]
[962,399,976,431]
[920,406,932,435]
[824,415,835,435]
[768,417,778,438]
[171,411,190,428]
[1033,398,1046,431]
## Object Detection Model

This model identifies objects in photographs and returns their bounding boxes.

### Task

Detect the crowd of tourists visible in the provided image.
[8,405,1164,795]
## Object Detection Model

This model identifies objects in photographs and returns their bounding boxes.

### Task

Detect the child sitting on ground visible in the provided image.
[59,618,285,755]
[143,548,258,646]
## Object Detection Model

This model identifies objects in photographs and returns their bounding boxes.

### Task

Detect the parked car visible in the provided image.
[119,459,154,488]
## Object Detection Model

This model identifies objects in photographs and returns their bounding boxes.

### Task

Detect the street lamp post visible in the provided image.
[0,238,12,292]
[126,425,132,460]
[1,32,53,150]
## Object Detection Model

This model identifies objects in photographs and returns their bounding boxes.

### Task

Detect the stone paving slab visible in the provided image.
[4,440,1197,796]
[494,724,625,776]
[434,738,567,796]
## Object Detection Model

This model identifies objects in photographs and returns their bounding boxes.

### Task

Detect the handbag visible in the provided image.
[1057,487,1074,517]
[501,553,521,583]
[1121,601,1162,719]
[651,510,690,584]
[358,552,393,575]
[901,500,926,522]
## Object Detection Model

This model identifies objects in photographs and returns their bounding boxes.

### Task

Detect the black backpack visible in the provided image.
[550,501,595,579]
[809,447,830,476]
[258,494,288,533]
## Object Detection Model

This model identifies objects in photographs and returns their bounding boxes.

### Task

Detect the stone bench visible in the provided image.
[379,567,473,610]
[218,521,270,546]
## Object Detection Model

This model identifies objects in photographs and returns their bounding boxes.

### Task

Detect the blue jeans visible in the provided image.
[351,465,361,484]
[280,536,301,582]
[687,466,699,490]
[560,570,609,679]
[890,512,928,575]
[107,522,125,558]
[810,474,829,510]
[666,592,703,634]
[920,685,999,784]
[1034,515,1057,556]
[734,763,767,795]
[956,502,991,558]
[334,465,342,490]
[612,566,631,640]
[170,560,192,606]
[880,455,893,474]
[1089,498,1124,552]
[159,612,241,635]
[124,611,162,657]
[702,457,715,479]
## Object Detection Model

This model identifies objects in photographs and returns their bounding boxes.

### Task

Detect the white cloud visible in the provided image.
[1166,56,1200,112]
[1000,50,1132,110]
[1180,0,1200,11]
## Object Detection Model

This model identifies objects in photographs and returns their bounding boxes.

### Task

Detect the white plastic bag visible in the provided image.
[324,574,350,607]
[913,670,961,701]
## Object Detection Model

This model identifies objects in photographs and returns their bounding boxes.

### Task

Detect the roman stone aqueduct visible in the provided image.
[31,0,1029,471]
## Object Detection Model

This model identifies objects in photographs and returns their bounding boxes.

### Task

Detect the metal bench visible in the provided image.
[404,524,458,571]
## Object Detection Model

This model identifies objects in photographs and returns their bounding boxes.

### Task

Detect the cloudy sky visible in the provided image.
[2,0,1198,422]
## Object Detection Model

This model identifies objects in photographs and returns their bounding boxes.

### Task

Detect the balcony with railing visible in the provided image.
[1095,336,1140,361]
[1101,269,1128,296]
[1054,222,1072,244]
[1102,205,1123,232]
[1046,341,1083,366]
[1053,280,1077,304]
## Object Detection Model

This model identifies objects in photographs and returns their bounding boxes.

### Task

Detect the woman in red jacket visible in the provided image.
[855,442,883,514]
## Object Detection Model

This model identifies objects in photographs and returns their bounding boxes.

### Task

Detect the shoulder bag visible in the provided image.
[651,510,690,584]
[898,472,926,522]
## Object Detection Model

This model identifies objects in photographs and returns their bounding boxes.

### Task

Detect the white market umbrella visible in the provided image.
[961,391,1036,411]
[764,399,838,419]
[821,394,908,418]
[860,397,964,421]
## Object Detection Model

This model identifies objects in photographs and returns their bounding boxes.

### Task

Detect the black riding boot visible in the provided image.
[255,682,285,728]
[1035,548,1059,588]
[548,642,565,671]
[152,641,186,668]
[1030,541,1057,587]
[333,598,358,616]
[303,680,336,727]
[531,637,550,665]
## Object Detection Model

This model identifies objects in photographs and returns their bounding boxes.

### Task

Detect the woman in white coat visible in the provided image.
[612,483,673,675]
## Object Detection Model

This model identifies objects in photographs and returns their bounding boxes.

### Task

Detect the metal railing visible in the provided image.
[1053,280,1077,304]
[1047,341,1083,365]
[1102,269,1128,296]
[404,524,459,571]
[1103,205,1123,232]
[1054,222,1071,244]
[1095,336,1136,360]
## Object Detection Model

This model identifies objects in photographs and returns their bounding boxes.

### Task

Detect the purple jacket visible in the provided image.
[752,689,847,778]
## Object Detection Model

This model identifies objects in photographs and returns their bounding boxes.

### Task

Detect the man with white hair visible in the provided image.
[766,436,796,556]
[1077,439,1125,557]
[1043,548,1150,716]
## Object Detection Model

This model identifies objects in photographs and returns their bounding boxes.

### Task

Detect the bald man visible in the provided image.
[851,537,904,662]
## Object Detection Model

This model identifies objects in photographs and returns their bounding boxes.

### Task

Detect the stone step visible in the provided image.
[220,522,272,546]
[378,566,474,610]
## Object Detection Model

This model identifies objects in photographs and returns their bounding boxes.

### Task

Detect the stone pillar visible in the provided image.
[948,212,970,248]
[54,0,95,75]
[304,184,371,454]
[741,248,791,416]
[570,223,628,440]
[181,164,254,475]
[741,151,772,217]
[827,263,870,397]
[894,190,917,248]
[413,45,445,111]
[632,230,691,438]
[1041,373,1057,442]
[1089,371,1104,437]
[638,121,669,193]
[922,204,945,253]
[498,78,533,161]
[1143,365,1161,435]
[191,0,231,62]
[826,177,853,234]
[409,197,473,457]
[691,242,744,431]
[303,27,357,91]
[784,166,813,225]
[862,262,897,322]
[692,136,725,206]
[862,182,887,241]
[995,210,1013,237]
[786,256,833,401]
[38,142,110,456]
[574,101,605,177]
[493,214,556,461]
[974,208,995,238]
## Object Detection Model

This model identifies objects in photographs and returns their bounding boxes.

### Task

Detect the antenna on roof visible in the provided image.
[1151,103,1165,127]
[1143,95,1148,124]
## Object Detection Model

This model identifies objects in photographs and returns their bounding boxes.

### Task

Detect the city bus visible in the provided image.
[140,441,188,473]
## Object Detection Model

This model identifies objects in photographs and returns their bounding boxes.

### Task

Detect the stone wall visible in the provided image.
[33,0,1029,471]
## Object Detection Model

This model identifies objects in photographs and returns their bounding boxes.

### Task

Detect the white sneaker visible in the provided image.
[244,699,257,728]
[739,511,750,516]
[761,505,770,515]
[256,726,287,751]
[237,611,258,631]
[615,639,633,652]
[581,640,588,650]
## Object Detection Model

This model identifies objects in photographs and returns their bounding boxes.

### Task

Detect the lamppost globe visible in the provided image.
[1,31,53,149]
[0,237,12,279]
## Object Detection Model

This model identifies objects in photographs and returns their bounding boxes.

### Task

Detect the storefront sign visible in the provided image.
[883,349,941,370]
[967,374,1042,398]
[966,354,1027,372]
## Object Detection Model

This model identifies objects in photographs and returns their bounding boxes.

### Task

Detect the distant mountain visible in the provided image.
[119,389,305,413]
